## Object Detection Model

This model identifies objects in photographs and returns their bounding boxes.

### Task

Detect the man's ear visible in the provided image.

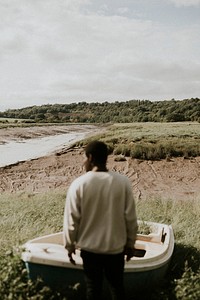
[88,154,93,163]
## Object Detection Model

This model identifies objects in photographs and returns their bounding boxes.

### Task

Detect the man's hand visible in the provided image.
[124,246,135,261]
[68,249,76,265]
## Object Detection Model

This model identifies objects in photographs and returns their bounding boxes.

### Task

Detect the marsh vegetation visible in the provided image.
[0,192,199,299]
[77,122,200,160]
[0,122,200,299]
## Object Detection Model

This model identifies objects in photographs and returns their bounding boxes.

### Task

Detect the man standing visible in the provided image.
[63,140,138,300]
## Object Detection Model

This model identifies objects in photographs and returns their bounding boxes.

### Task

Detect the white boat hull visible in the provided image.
[22,221,174,297]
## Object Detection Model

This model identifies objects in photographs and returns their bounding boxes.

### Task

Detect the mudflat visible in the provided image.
[1,126,200,200]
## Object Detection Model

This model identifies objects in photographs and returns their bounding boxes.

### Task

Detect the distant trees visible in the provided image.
[1,98,200,123]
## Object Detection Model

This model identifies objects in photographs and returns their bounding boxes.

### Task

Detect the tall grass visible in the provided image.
[1,122,200,298]
[0,191,65,254]
[0,191,199,299]
[76,122,200,160]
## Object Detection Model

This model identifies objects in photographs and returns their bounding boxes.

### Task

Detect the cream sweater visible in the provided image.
[63,171,138,254]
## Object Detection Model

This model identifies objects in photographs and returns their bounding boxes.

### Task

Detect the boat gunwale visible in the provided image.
[22,221,174,273]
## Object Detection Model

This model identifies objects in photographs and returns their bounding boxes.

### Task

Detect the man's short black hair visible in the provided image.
[85,141,108,164]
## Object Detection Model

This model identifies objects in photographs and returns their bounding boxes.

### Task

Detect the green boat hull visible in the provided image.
[25,260,169,299]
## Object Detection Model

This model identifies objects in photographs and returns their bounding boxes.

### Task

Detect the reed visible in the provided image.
[76,122,200,160]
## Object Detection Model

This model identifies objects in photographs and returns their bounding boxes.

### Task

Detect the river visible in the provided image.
[0,131,89,168]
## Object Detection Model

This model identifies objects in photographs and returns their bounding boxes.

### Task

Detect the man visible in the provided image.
[63,140,138,300]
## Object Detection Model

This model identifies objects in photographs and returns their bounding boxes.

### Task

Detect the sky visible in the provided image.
[0,0,200,111]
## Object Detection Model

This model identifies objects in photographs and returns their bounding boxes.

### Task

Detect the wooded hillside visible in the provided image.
[1,98,200,123]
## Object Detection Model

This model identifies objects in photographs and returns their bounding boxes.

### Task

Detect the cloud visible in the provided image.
[0,0,200,110]
[168,0,200,6]
[117,7,129,14]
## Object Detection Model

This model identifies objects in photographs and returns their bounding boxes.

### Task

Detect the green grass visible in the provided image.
[75,122,200,160]
[0,191,65,254]
[0,117,33,126]
[1,122,200,299]
[0,191,199,299]
[0,119,68,129]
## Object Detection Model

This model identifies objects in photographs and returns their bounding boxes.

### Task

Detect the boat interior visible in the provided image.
[23,222,170,263]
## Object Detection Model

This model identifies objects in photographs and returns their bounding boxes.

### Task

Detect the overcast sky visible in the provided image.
[0,0,200,111]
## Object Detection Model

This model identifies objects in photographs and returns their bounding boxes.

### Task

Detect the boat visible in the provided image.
[22,221,174,298]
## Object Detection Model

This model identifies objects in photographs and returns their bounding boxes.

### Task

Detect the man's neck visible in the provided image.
[92,165,108,172]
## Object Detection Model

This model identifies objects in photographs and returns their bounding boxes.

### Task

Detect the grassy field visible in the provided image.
[0,193,199,299]
[0,122,200,299]
[78,122,200,160]
[0,117,32,124]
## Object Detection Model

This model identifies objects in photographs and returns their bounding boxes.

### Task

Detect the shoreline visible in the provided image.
[0,124,104,167]
[1,125,200,200]
[0,124,101,144]
[1,145,200,201]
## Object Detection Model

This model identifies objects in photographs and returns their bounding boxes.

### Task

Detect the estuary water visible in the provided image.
[0,132,87,168]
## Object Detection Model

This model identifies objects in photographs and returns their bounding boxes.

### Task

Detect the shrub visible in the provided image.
[0,250,82,299]
[175,263,200,300]
[113,144,131,156]
[0,250,58,300]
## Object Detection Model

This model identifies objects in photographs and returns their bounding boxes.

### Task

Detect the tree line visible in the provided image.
[1,98,200,123]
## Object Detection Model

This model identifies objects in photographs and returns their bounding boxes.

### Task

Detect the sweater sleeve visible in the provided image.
[124,178,138,248]
[63,182,81,252]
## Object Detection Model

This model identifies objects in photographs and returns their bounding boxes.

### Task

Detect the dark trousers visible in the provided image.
[81,250,125,300]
